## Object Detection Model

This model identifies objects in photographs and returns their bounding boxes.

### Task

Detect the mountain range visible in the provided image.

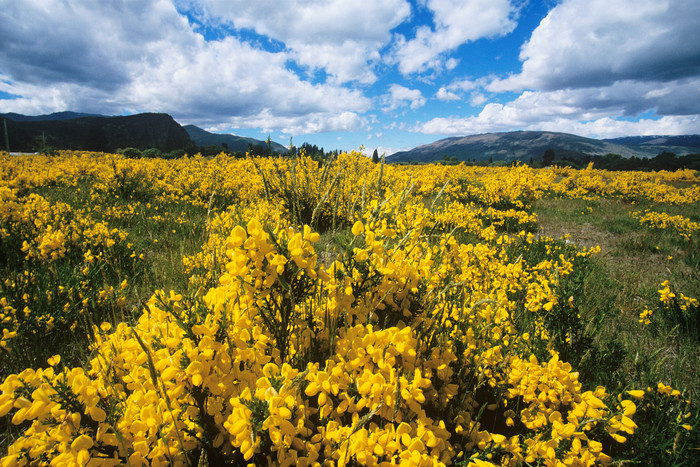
[388,131,700,163]
[0,111,286,154]
[183,124,287,154]
[1,112,190,152]
[3,111,699,163]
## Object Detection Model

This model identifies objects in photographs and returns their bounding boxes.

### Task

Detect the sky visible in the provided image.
[1,0,700,156]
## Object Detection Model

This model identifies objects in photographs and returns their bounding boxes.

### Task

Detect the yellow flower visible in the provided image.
[351,220,364,236]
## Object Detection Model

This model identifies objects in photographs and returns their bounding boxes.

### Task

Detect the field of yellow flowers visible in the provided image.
[0,150,698,466]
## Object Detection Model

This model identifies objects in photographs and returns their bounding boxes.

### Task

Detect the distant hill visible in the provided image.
[600,135,700,159]
[388,131,700,163]
[184,125,287,154]
[0,111,104,122]
[602,135,700,148]
[2,112,190,152]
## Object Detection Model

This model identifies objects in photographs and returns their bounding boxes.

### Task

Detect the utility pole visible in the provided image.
[3,118,9,152]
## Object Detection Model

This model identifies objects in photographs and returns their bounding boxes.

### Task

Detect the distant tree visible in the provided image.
[679,153,700,170]
[141,148,162,158]
[40,146,58,156]
[165,149,186,159]
[299,142,325,161]
[488,156,493,164]
[120,147,142,158]
[372,149,379,163]
[84,122,109,152]
[649,151,678,171]
[247,143,265,157]
[201,145,227,157]
[543,148,555,166]
[184,140,199,156]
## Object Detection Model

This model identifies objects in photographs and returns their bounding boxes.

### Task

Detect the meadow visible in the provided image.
[0,150,698,466]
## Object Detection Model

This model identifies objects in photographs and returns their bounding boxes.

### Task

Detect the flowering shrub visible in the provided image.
[632,210,700,242]
[0,151,697,465]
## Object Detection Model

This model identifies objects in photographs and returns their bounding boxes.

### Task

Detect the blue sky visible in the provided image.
[1,0,699,155]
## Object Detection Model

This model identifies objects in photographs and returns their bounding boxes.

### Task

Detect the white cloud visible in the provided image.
[416,84,700,138]
[469,93,488,107]
[383,84,426,111]
[445,58,460,70]
[417,111,700,138]
[447,79,479,93]
[0,0,371,133]
[0,0,186,89]
[436,87,460,101]
[556,116,700,139]
[216,110,367,135]
[436,78,490,104]
[183,0,411,83]
[425,0,700,138]
[490,0,700,92]
[391,0,519,74]
[126,35,370,119]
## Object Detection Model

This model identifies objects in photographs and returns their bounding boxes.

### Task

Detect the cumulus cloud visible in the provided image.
[435,0,700,137]
[436,87,460,101]
[383,84,426,111]
[3,0,699,142]
[0,0,184,90]
[434,78,483,102]
[181,0,411,83]
[417,111,700,138]
[415,82,700,138]
[490,0,700,92]
[391,0,519,75]
[212,110,367,135]
[0,0,371,132]
[124,36,369,122]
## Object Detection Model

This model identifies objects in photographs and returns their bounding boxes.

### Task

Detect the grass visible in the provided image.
[534,196,700,401]
[39,178,210,292]
[534,194,700,464]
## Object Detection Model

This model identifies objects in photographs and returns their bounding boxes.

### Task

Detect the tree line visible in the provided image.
[541,150,700,171]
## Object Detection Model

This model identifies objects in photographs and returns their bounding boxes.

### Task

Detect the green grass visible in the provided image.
[534,194,700,464]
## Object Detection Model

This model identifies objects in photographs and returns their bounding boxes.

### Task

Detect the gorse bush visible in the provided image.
[0,151,697,466]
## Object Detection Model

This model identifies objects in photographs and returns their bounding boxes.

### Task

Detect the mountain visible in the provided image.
[388,131,700,163]
[2,112,190,152]
[184,125,287,154]
[600,135,700,158]
[602,135,700,148]
[0,111,104,122]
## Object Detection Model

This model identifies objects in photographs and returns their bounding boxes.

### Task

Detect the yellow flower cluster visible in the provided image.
[638,308,653,326]
[632,210,700,241]
[657,280,698,312]
[0,158,145,364]
[0,210,630,466]
[552,165,700,204]
[1,150,696,465]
